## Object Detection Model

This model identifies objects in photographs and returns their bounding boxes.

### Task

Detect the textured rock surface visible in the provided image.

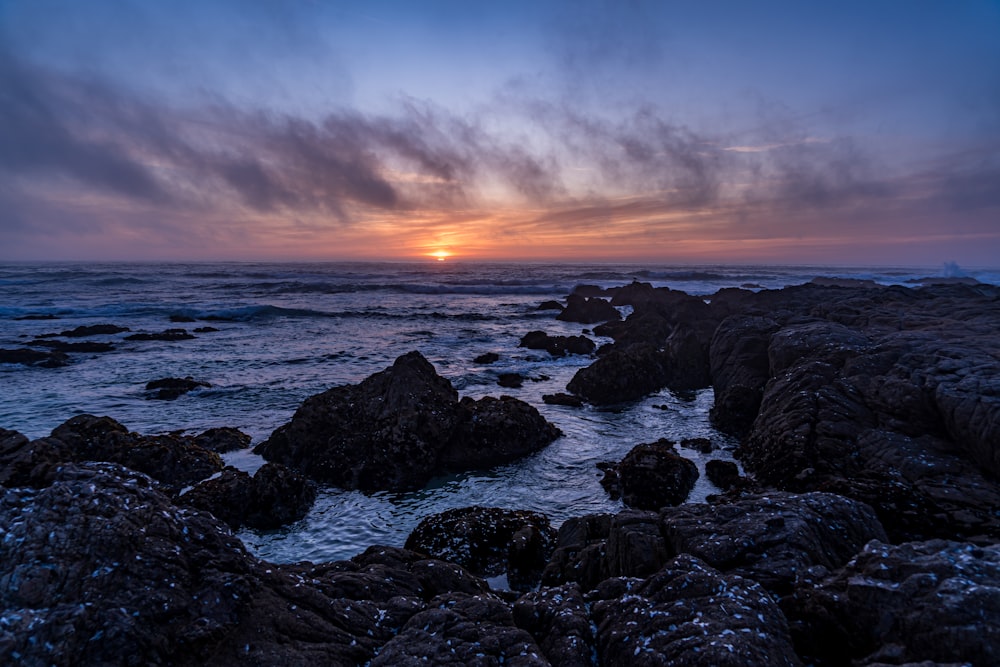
[520,330,596,357]
[405,506,556,591]
[599,439,699,509]
[788,539,1000,666]
[256,351,559,492]
[556,294,621,324]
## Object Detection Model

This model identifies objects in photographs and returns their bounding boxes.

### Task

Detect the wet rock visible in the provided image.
[125,328,196,341]
[256,351,559,492]
[372,593,547,666]
[590,554,802,666]
[536,300,565,311]
[556,294,621,324]
[513,583,594,667]
[520,330,596,357]
[474,351,500,364]
[405,506,556,591]
[681,436,714,453]
[788,539,1000,666]
[600,439,699,510]
[0,429,74,487]
[58,323,130,337]
[49,414,223,492]
[498,372,524,388]
[660,492,887,595]
[570,284,606,297]
[542,393,584,407]
[29,339,115,353]
[193,326,219,333]
[709,315,780,436]
[0,347,70,367]
[566,342,670,404]
[541,514,613,590]
[705,459,741,490]
[179,462,316,529]
[145,376,212,400]
[191,426,251,453]
[169,314,197,322]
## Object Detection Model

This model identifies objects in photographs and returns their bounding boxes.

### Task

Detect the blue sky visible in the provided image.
[1,0,998,263]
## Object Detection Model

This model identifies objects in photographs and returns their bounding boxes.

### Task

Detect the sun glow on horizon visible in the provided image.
[429,249,452,261]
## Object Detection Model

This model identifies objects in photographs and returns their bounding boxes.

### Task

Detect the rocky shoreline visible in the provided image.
[3,279,1000,665]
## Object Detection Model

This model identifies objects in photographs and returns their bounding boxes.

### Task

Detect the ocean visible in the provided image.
[3,261,996,563]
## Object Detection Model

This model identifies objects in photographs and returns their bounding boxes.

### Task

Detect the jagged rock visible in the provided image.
[498,372,524,388]
[556,294,621,324]
[705,459,741,490]
[179,462,316,529]
[255,352,559,492]
[541,514,614,590]
[542,393,584,407]
[513,583,594,667]
[0,347,70,367]
[709,315,780,436]
[126,329,196,341]
[145,376,212,400]
[191,427,251,453]
[570,284,606,297]
[474,351,500,364]
[590,554,802,666]
[788,539,1000,666]
[599,439,699,509]
[660,492,888,595]
[371,593,547,666]
[48,414,223,492]
[567,342,670,404]
[405,506,556,591]
[520,330,596,357]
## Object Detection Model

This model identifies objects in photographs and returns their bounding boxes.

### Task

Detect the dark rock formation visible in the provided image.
[556,294,621,324]
[145,377,212,400]
[58,324,130,337]
[47,414,223,492]
[474,351,500,364]
[536,300,565,311]
[29,339,115,353]
[513,583,595,666]
[178,462,316,529]
[255,352,559,492]
[405,506,556,591]
[170,314,197,322]
[570,284,606,297]
[0,347,70,367]
[590,555,802,667]
[788,539,1000,666]
[193,326,219,333]
[567,342,671,404]
[191,427,251,453]
[542,393,584,407]
[705,459,741,490]
[126,328,196,341]
[520,330,596,357]
[498,372,524,388]
[599,439,699,509]
[708,315,779,436]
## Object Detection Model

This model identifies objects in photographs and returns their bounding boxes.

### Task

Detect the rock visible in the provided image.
[556,294,621,324]
[193,326,219,333]
[125,328,196,341]
[474,351,500,364]
[566,342,670,404]
[49,414,223,492]
[709,315,780,436]
[371,593,547,666]
[0,347,70,367]
[0,429,75,487]
[519,330,596,357]
[570,284,606,297]
[660,492,888,595]
[513,583,594,667]
[599,439,699,510]
[404,506,556,591]
[536,300,565,311]
[29,339,115,353]
[498,372,524,388]
[13,313,58,320]
[58,324,130,337]
[169,314,197,322]
[192,426,251,453]
[179,462,316,529]
[590,554,803,666]
[145,376,212,400]
[255,351,559,492]
[541,514,614,590]
[543,393,583,407]
[0,462,501,666]
[705,459,741,490]
[681,437,714,453]
[788,539,1000,666]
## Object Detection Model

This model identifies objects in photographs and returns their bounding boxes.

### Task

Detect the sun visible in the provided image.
[429,250,452,262]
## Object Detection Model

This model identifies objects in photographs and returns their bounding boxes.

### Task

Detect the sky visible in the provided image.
[1,0,998,265]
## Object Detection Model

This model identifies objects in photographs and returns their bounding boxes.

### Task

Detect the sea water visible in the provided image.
[2,261,995,562]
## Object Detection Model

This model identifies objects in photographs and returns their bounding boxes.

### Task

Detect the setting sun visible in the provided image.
[430,250,452,261]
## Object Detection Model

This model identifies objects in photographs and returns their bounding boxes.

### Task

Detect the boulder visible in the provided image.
[178,462,316,529]
[474,351,500,364]
[191,427,251,453]
[145,376,212,400]
[705,459,741,490]
[405,506,556,591]
[536,300,565,311]
[590,555,802,666]
[519,330,596,357]
[255,352,560,492]
[542,393,584,407]
[567,342,670,404]
[0,348,70,367]
[556,294,621,324]
[788,539,1000,666]
[498,372,524,388]
[513,583,594,667]
[58,324,130,337]
[599,439,699,509]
